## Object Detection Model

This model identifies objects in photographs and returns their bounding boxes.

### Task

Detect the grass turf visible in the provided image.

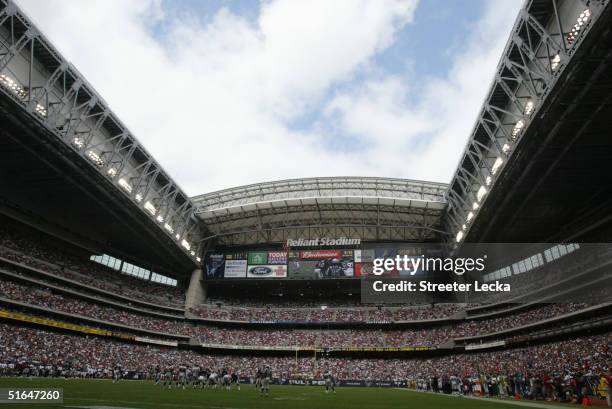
[0,378,572,409]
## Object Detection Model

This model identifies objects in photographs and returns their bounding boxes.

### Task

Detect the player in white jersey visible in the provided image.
[260,366,271,396]
[209,372,218,388]
[324,371,336,394]
[177,366,187,389]
[112,366,121,383]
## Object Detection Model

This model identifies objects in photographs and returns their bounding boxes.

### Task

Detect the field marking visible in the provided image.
[64,398,248,409]
[395,390,573,409]
[65,406,141,409]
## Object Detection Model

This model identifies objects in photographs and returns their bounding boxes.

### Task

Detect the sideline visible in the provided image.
[395,390,574,409]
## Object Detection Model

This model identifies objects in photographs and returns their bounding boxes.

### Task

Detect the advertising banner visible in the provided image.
[224,259,247,278]
[355,262,374,276]
[289,250,354,279]
[247,252,268,265]
[268,251,288,265]
[205,254,225,278]
[283,379,407,388]
[355,249,375,263]
[299,250,342,259]
[246,264,288,278]
[226,252,247,261]
[0,309,111,336]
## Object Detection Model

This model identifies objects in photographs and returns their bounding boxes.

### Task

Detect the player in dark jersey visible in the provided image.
[163,367,174,389]
[255,368,262,389]
[154,365,162,384]
[231,372,240,390]
[112,365,121,383]
[197,368,208,389]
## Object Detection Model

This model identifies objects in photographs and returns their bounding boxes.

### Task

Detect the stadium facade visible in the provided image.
[0,0,611,404]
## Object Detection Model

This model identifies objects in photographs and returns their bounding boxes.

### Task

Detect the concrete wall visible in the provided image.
[184,269,206,309]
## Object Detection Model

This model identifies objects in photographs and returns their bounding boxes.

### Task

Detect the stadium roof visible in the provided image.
[444,0,612,247]
[2,0,612,268]
[0,0,203,276]
[192,177,448,246]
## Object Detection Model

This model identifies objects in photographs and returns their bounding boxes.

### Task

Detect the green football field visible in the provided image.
[0,378,576,409]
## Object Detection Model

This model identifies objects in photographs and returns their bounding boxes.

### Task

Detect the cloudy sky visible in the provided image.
[17,0,522,196]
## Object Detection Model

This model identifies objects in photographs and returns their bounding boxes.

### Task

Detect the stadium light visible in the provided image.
[476,185,487,202]
[71,137,84,149]
[107,168,117,178]
[175,233,180,240]
[472,202,479,210]
[550,54,561,71]
[190,251,196,256]
[466,211,474,222]
[181,239,191,251]
[502,143,510,153]
[156,215,164,223]
[144,201,157,216]
[86,150,104,167]
[511,120,525,139]
[118,178,133,193]
[491,157,503,175]
[0,74,27,98]
[35,103,47,117]
[524,100,534,116]
[567,9,590,44]
[196,257,201,262]
[462,224,467,230]
[456,231,464,242]
[164,223,174,233]
[135,193,143,202]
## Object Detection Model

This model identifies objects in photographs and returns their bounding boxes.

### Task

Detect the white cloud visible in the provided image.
[16,0,520,195]
[324,0,523,183]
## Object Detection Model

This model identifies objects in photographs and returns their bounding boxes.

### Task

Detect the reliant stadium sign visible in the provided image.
[286,237,361,247]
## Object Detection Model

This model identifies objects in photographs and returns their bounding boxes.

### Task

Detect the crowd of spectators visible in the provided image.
[0,322,609,404]
[0,264,184,318]
[194,303,592,348]
[194,326,449,347]
[0,224,185,308]
[0,275,598,347]
[203,297,365,308]
[189,303,463,323]
[0,279,193,336]
[449,303,590,339]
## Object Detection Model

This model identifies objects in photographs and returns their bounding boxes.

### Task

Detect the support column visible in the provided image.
[184,268,207,310]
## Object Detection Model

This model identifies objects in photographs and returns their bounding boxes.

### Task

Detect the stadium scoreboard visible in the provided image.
[204,243,441,279]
